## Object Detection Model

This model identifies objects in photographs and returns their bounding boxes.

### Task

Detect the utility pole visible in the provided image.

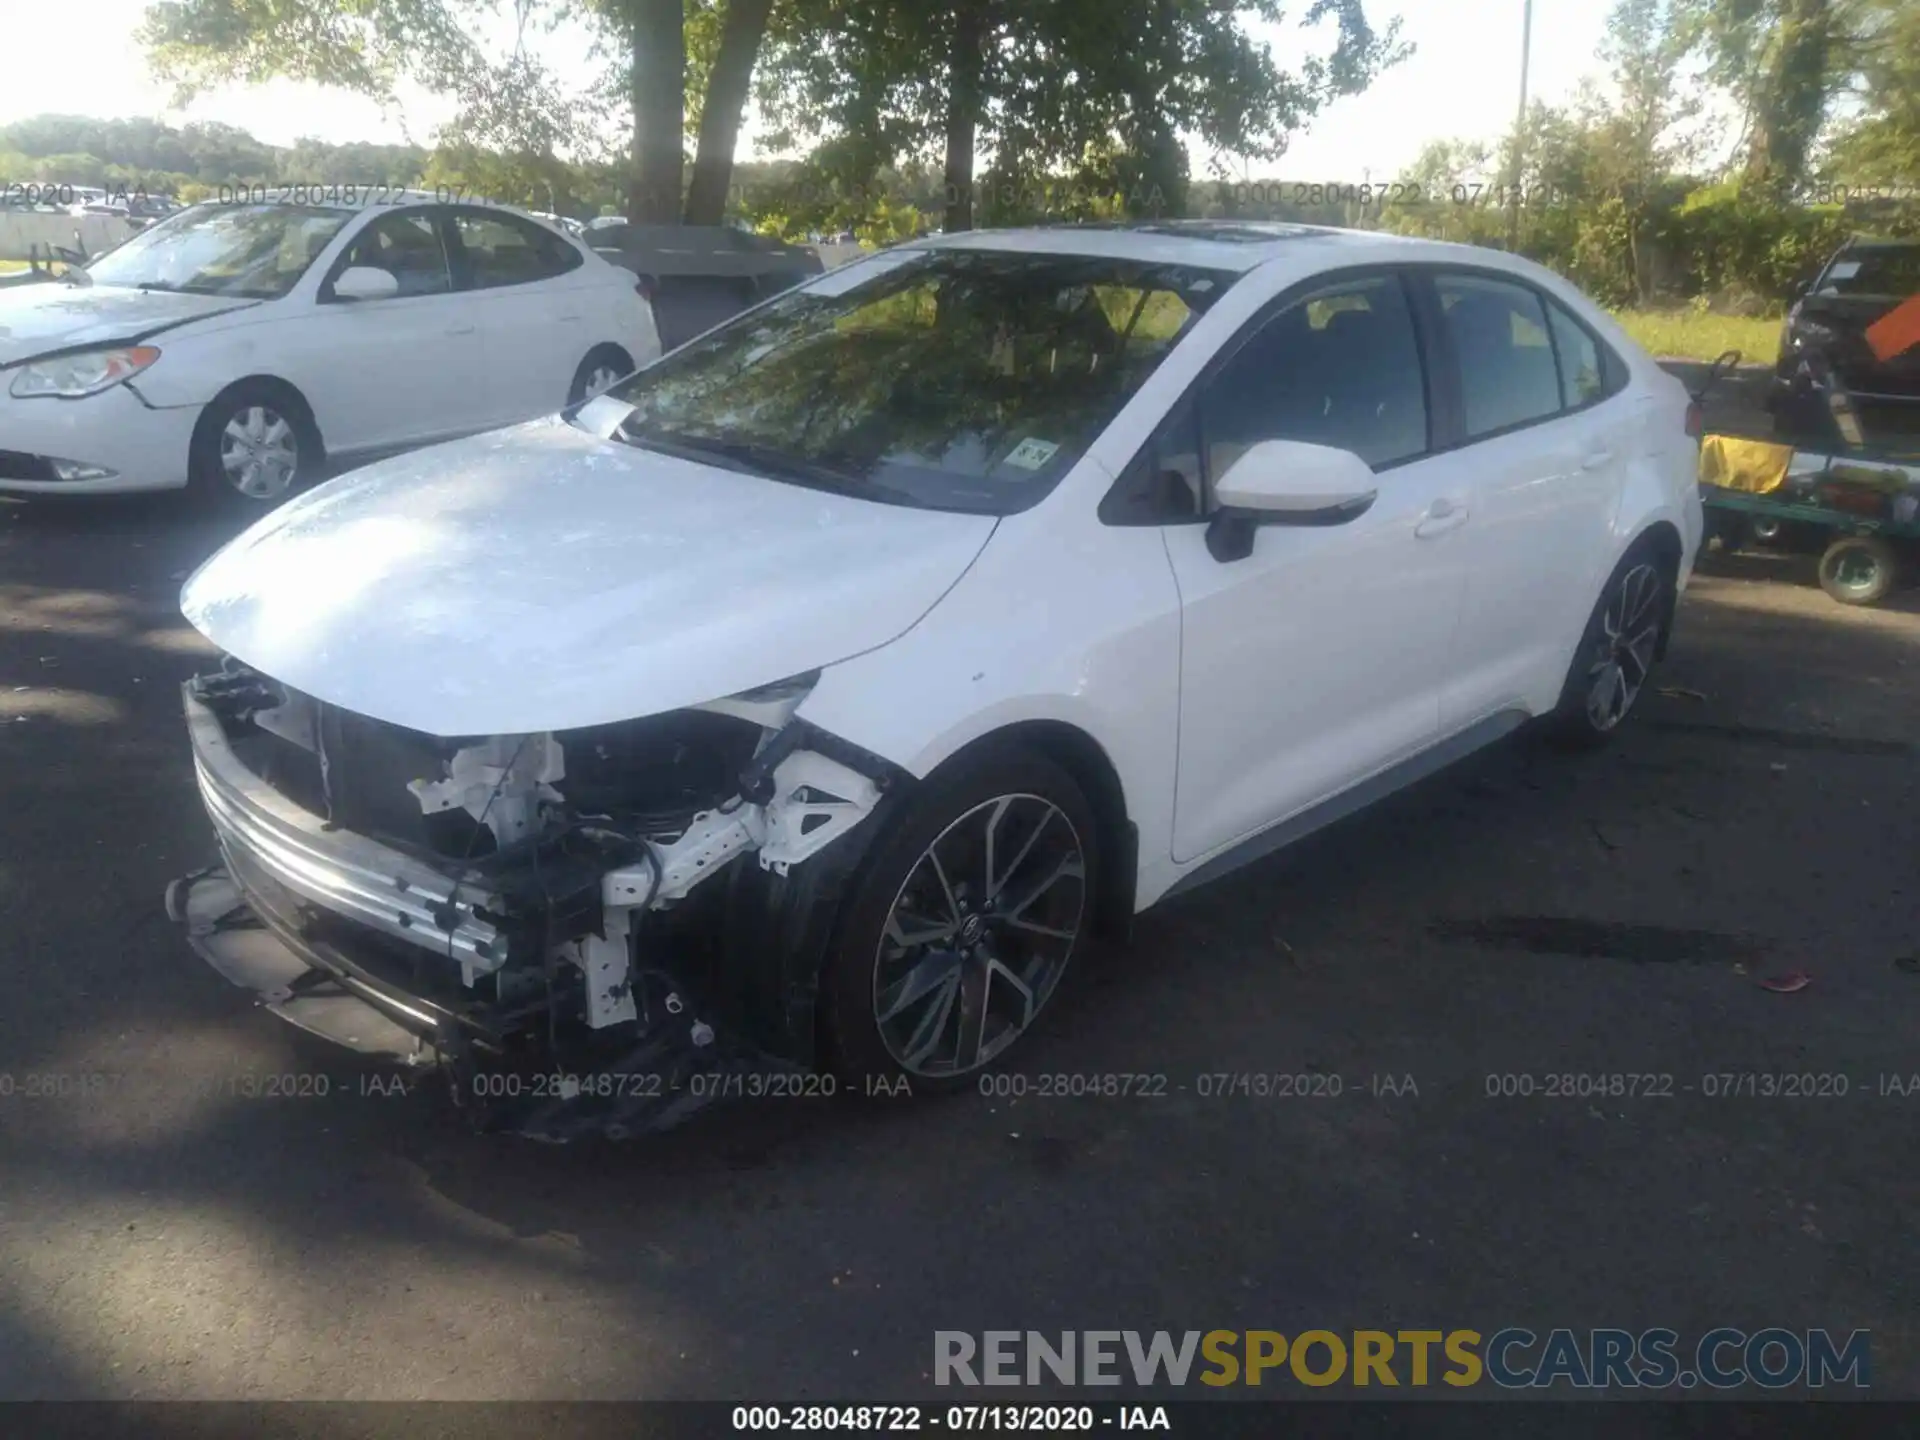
[1506,0,1533,251]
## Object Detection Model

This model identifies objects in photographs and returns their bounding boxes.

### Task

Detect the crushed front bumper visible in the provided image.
[171,685,796,1139]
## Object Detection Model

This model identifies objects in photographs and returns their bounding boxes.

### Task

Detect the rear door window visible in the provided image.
[450,209,583,289]
[1545,300,1607,409]
[1435,273,1564,438]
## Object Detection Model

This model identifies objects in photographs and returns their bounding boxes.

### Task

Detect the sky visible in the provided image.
[2,0,1618,183]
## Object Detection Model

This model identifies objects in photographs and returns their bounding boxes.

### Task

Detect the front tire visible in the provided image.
[818,748,1100,1091]
[1549,544,1674,749]
[189,383,320,510]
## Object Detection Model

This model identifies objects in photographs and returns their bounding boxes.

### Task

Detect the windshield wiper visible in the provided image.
[618,427,901,501]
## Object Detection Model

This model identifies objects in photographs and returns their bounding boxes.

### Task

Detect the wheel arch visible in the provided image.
[722,715,1138,1071]
[191,374,328,463]
[919,719,1139,943]
[1623,518,1684,658]
[581,340,635,371]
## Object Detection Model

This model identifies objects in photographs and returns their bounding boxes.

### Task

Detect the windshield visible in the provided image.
[85,203,353,299]
[1818,246,1920,299]
[601,248,1233,514]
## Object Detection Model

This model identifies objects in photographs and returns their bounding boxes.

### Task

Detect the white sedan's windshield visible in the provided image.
[86,203,352,299]
[605,249,1232,515]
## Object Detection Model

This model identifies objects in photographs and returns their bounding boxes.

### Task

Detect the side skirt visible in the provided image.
[1158,709,1531,905]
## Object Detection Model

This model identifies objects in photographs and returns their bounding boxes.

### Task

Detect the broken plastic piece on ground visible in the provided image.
[1758,970,1813,994]
[1893,954,1919,975]
[1656,686,1708,702]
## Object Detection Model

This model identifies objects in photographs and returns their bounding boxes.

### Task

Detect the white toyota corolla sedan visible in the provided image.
[168,221,1703,1137]
[0,191,659,507]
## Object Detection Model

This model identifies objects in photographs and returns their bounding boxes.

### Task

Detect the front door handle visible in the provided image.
[1581,448,1615,471]
[1415,498,1469,539]
[446,323,478,336]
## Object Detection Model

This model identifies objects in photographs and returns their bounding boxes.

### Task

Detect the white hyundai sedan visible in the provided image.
[0,191,659,507]
[168,222,1703,1136]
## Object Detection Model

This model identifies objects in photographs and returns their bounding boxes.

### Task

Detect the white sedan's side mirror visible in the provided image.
[1208,438,1378,562]
[332,266,399,302]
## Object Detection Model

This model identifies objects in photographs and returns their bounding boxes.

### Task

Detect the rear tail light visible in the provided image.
[1684,400,1703,439]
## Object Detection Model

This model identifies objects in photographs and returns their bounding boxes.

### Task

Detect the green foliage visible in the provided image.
[753,0,1409,232]
[1667,180,1851,296]
[1607,306,1785,361]
[1824,0,1920,186]
[0,114,432,195]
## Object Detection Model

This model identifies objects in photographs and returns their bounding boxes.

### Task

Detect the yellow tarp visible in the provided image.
[1698,434,1795,494]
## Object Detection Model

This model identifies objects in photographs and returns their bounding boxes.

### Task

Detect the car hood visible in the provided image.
[180,417,999,736]
[0,283,257,366]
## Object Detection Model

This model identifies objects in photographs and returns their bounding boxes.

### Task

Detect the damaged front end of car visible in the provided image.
[167,657,903,1139]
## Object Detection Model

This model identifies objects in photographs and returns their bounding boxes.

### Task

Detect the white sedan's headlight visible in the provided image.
[9,345,161,399]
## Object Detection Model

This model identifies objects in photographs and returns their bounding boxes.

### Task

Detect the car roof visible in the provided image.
[183,189,535,216]
[902,219,1553,279]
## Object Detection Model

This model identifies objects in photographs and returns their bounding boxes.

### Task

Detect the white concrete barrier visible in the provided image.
[0,213,141,261]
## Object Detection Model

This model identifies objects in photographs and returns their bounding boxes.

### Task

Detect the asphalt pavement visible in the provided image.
[1,486,1916,1406]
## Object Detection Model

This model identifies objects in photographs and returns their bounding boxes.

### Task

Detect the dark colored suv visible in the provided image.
[1772,239,1920,446]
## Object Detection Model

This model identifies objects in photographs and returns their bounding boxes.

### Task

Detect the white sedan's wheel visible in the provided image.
[820,748,1101,1089]
[872,793,1086,1078]
[219,404,302,501]
[191,385,317,510]
[1550,544,1674,749]
[568,349,633,407]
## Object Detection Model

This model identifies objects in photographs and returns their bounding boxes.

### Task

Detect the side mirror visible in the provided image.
[332,265,399,302]
[1207,438,1378,562]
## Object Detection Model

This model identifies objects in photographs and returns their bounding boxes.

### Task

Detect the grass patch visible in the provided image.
[1611,308,1782,365]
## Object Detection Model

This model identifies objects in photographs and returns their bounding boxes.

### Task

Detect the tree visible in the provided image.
[141,0,777,224]
[1827,0,1920,184]
[1675,0,1861,190]
[684,0,775,222]
[755,0,1409,234]
[1589,0,1710,300]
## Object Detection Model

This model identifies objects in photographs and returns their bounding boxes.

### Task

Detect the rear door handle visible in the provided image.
[446,323,478,336]
[1415,498,1470,539]
[1582,448,1615,471]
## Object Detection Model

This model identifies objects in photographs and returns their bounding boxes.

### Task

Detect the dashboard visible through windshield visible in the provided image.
[602,248,1236,514]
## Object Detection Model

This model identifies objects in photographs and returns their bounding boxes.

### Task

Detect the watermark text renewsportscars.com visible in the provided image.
[934,1329,1870,1390]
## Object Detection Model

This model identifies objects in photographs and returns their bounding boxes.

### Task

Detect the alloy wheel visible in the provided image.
[1585,561,1663,732]
[219,405,301,501]
[584,364,623,398]
[872,793,1086,1078]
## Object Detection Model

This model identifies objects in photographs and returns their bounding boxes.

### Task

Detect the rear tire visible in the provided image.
[1547,543,1675,750]
[818,747,1100,1092]
[1818,534,1897,606]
